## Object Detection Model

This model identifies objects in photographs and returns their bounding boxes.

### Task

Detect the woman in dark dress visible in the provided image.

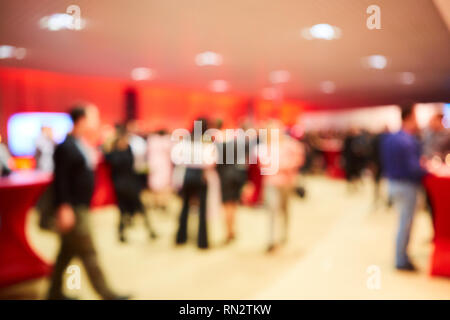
[105,129,156,242]
[216,137,248,244]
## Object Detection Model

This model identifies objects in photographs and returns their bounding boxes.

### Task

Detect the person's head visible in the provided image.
[156,129,168,136]
[192,117,209,140]
[429,112,444,132]
[113,125,129,150]
[263,118,284,143]
[126,119,139,135]
[41,126,53,139]
[400,103,418,134]
[69,103,100,137]
[214,118,224,130]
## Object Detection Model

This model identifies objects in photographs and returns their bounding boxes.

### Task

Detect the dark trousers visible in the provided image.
[47,206,116,299]
[176,183,208,248]
[118,210,155,239]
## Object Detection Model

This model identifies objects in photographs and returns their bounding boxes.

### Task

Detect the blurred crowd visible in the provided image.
[0,101,448,298]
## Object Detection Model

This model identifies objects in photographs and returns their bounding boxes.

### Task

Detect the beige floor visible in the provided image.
[6,176,450,299]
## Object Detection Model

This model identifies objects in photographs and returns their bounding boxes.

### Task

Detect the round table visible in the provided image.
[0,162,118,289]
[0,171,53,288]
[424,172,450,278]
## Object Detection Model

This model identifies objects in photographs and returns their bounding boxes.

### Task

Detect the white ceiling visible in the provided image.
[0,0,449,109]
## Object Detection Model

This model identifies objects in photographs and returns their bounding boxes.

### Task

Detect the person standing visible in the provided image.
[35,126,56,172]
[126,119,148,188]
[47,104,127,300]
[257,120,304,252]
[174,118,216,249]
[0,134,11,176]
[105,127,156,243]
[381,105,427,271]
[147,129,173,211]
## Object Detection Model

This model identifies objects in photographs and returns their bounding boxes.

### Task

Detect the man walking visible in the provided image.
[381,105,427,271]
[47,103,127,299]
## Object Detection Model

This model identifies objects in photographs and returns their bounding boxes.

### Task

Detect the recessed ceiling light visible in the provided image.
[195,51,223,66]
[209,80,229,92]
[269,70,290,84]
[131,68,154,81]
[399,72,415,85]
[320,81,336,94]
[302,24,341,40]
[0,45,26,60]
[362,55,388,69]
[40,13,85,31]
[0,45,16,59]
[14,48,27,60]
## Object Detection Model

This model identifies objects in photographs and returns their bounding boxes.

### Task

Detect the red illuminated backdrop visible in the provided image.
[0,67,306,139]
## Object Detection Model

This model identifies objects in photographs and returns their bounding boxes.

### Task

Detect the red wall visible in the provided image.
[0,67,252,138]
[0,67,125,138]
[0,67,306,140]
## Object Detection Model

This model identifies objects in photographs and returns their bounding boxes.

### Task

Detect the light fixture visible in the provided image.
[269,70,290,84]
[209,80,229,92]
[195,51,223,66]
[0,45,26,60]
[399,72,415,85]
[40,13,85,31]
[131,68,155,81]
[319,81,336,94]
[301,24,341,40]
[362,55,388,69]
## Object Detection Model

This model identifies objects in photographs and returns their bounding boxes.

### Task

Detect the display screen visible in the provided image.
[7,112,73,156]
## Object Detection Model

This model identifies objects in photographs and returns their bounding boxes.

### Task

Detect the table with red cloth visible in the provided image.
[0,161,117,289]
[424,172,450,278]
[322,149,346,179]
[0,171,53,288]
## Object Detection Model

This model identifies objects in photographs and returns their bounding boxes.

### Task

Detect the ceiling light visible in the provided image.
[131,68,154,81]
[195,51,223,66]
[399,72,415,85]
[0,45,15,59]
[363,55,387,69]
[209,80,229,92]
[40,13,85,31]
[269,70,290,84]
[319,81,336,94]
[302,24,341,40]
[0,45,26,60]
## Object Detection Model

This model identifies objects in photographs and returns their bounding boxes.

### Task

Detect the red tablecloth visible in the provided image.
[0,162,117,289]
[0,172,53,288]
[90,161,117,208]
[323,150,346,179]
[424,173,450,278]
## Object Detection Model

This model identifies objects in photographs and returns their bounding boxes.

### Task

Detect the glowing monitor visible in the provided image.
[7,112,73,156]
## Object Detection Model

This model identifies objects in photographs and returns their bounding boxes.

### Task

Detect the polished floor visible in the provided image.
[6,176,450,299]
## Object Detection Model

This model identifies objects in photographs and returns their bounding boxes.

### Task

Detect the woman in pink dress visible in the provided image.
[257,120,304,252]
[147,130,173,211]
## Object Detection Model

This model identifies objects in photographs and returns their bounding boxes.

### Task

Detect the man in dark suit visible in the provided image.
[47,104,127,299]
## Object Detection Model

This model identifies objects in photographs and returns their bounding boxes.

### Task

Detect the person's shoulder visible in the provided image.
[55,135,74,152]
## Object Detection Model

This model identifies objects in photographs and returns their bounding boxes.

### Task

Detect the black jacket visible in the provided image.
[53,135,95,207]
